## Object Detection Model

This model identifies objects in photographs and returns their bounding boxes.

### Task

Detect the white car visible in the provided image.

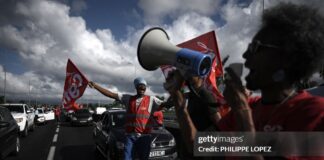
[0,104,36,137]
[35,108,46,124]
[95,107,106,115]
[44,110,55,121]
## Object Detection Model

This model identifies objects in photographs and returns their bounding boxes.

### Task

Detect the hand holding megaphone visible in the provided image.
[223,63,249,110]
[163,70,184,92]
[137,27,212,77]
[224,63,243,81]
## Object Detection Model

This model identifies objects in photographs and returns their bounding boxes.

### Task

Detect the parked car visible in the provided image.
[44,109,55,121]
[93,109,177,160]
[93,107,107,122]
[0,104,36,137]
[61,109,74,122]
[0,106,20,159]
[95,107,107,115]
[35,108,46,124]
[71,109,93,126]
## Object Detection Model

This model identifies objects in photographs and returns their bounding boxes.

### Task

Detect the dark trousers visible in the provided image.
[124,134,151,160]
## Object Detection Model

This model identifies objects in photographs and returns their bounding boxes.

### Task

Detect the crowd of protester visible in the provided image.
[88,2,324,160]
[164,2,324,160]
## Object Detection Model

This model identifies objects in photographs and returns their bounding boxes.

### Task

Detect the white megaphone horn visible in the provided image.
[137,27,212,77]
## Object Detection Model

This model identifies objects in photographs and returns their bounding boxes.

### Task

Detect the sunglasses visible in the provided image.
[136,84,146,89]
[247,40,280,55]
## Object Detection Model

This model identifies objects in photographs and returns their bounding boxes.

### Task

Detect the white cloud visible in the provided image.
[217,0,263,64]
[138,0,221,25]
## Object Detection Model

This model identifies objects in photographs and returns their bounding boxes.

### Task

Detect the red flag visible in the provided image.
[160,31,229,115]
[62,59,88,110]
[64,102,81,111]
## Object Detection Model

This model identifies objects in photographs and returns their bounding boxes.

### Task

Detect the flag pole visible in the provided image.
[3,66,6,103]
[28,80,31,106]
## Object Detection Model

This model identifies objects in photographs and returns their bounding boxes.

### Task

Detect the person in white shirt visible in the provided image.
[89,77,170,160]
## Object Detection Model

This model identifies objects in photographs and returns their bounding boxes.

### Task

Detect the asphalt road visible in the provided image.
[5,120,105,160]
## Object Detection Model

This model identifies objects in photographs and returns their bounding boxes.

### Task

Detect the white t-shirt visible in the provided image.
[117,93,163,112]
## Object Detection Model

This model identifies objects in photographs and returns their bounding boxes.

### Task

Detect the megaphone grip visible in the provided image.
[175,48,212,76]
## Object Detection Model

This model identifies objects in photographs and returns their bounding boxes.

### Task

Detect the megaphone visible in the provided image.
[137,27,212,77]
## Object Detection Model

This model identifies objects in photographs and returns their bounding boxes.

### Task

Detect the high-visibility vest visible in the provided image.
[125,96,153,134]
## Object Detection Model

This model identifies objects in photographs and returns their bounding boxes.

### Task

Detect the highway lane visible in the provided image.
[6,121,57,160]
[54,122,104,160]
[5,121,105,160]
[4,119,181,160]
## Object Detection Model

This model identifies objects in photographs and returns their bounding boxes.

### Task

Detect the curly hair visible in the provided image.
[261,3,324,83]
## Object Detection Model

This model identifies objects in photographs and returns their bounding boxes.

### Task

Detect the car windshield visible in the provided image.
[75,109,90,114]
[37,109,44,113]
[111,112,126,128]
[1,105,24,113]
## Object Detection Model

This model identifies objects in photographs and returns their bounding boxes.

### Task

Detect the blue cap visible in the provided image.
[134,77,147,86]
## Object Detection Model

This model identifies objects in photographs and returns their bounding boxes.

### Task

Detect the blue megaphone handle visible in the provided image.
[175,48,212,76]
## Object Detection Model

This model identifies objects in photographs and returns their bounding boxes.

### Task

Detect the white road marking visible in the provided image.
[56,128,59,133]
[52,134,58,142]
[47,146,55,160]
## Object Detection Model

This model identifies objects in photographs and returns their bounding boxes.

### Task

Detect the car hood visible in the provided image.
[11,112,25,118]
[111,127,174,143]
[152,128,174,140]
[74,114,91,118]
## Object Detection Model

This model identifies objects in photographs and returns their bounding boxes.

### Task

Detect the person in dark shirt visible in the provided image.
[186,76,220,131]
[164,72,222,160]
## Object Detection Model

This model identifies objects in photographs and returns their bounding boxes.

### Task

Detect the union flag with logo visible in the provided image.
[62,59,88,110]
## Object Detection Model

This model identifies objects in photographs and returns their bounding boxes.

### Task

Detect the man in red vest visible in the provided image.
[54,106,61,122]
[89,77,170,160]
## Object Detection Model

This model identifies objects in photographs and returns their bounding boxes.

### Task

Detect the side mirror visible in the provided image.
[27,110,32,114]
[0,121,10,128]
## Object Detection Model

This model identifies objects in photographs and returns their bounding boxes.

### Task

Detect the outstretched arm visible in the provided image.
[89,81,119,100]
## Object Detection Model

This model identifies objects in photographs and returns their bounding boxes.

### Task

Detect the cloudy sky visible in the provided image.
[0,0,323,104]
